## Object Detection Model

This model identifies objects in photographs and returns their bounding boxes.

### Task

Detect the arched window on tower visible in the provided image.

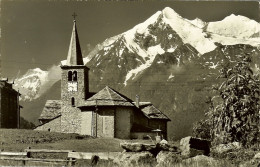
[68,71,72,81]
[71,97,75,107]
[72,71,77,81]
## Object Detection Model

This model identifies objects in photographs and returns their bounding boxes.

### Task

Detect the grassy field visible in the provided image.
[0,129,258,167]
[0,129,155,166]
[0,129,154,152]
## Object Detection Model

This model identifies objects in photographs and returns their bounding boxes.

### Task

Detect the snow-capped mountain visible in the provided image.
[86,7,259,86]
[54,7,260,87]
[14,67,60,101]
[207,14,260,39]
[14,68,48,101]
[186,18,207,29]
[207,14,260,47]
[19,7,260,139]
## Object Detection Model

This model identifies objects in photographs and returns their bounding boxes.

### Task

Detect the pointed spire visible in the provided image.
[66,14,84,66]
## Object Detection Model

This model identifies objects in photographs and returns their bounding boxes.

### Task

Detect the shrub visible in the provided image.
[212,54,260,146]
[193,120,212,140]
[193,53,260,147]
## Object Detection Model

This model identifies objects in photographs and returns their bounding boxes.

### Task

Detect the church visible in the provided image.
[35,18,170,139]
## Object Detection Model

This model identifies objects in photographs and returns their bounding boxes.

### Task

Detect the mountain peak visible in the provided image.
[207,13,260,40]
[186,18,206,29]
[32,68,45,73]
[223,13,253,22]
[126,10,161,35]
[25,68,47,76]
[162,7,181,19]
[161,7,216,54]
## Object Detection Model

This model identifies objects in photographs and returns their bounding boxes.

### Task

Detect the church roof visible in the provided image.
[78,86,134,107]
[78,86,169,120]
[133,102,152,107]
[39,100,62,120]
[140,105,170,120]
[66,20,84,66]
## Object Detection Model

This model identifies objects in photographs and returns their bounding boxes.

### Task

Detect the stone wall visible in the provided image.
[61,106,82,134]
[115,107,132,139]
[60,66,89,134]
[61,67,89,107]
[80,106,135,138]
[35,116,61,132]
[96,108,115,138]
[80,111,93,135]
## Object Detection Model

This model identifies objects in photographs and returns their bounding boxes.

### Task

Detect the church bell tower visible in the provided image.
[60,14,89,107]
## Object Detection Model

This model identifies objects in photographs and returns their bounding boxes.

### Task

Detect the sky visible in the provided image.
[1,0,259,79]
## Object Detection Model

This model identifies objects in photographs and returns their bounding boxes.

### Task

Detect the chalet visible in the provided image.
[0,78,21,128]
[35,18,170,139]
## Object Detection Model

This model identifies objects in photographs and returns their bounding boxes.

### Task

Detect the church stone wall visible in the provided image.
[115,107,132,139]
[60,106,82,134]
[60,66,89,134]
[96,108,114,138]
[80,111,93,135]
[35,116,61,132]
[61,67,88,107]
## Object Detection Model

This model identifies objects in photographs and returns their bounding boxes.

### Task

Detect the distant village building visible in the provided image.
[36,18,170,139]
[0,78,21,128]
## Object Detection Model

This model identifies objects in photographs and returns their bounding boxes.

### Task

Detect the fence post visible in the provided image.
[67,151,76,166]
[26,147,31,158]
[68,157,72,166]
[22,160,26,166]
[91,155,99,166]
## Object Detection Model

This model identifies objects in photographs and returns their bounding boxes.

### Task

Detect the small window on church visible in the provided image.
[71,97,75,106]
[68,71,73,81]
[72,71,77,81]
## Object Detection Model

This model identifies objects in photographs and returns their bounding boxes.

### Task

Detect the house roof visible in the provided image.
[39,100,62,120]
[140,105,170,121]
[0,80,21,95]
[78,86,134,107]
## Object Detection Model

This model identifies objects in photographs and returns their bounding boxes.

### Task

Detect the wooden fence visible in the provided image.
[0,148,120,166]
[68,151,120,160]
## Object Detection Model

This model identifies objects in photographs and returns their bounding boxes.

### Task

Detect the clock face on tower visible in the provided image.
[68,82,78,92]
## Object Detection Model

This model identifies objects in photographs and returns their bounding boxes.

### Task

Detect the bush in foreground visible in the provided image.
[193,53,260,147]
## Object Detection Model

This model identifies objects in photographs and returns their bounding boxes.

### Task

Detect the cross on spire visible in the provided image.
[72,12,77,21]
